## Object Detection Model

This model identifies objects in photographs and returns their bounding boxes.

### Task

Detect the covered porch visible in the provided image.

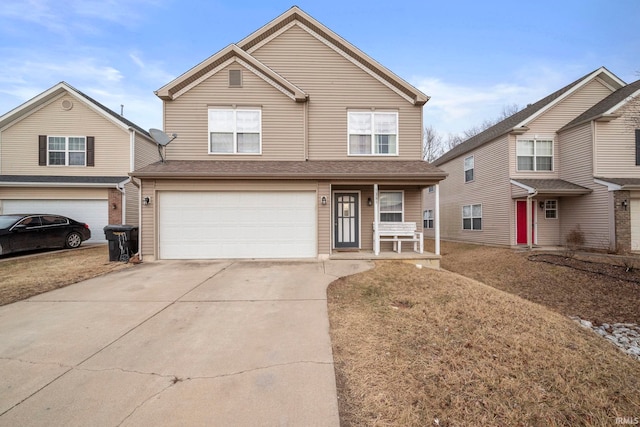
[329,177,444,265]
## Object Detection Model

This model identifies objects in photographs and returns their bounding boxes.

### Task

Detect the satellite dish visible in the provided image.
[149,128,177,146]
[149,128,177,163]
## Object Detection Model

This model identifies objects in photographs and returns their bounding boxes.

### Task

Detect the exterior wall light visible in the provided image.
[368,197,373,206]
[321,196,327,205]
[143,196,151,206]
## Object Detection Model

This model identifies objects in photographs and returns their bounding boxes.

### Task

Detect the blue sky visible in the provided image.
[0,0,638,137]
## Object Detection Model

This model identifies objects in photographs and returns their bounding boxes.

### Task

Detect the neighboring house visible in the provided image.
[423,67,640,252]
[132,6,445,260]
[0,82,158,242]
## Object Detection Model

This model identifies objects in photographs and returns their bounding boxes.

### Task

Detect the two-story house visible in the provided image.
[423,67,639,252]
[0,82,158,241]
[132,6,446,261]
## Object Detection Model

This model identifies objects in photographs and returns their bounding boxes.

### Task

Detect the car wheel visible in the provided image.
[65,232,83,249]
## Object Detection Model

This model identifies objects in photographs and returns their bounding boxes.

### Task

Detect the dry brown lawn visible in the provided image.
[328,244,640,426]
[0,245,132,306]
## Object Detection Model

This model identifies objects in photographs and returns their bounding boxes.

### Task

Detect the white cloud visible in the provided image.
[414,67,576,137]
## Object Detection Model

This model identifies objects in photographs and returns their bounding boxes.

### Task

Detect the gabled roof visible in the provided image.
[155,6,428,106]
[155,44,308,102]
[434,67,625,166]
[560,79,640,131]
[0,82,151,138]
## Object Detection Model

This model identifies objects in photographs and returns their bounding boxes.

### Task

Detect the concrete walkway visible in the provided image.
[0,259,372,426]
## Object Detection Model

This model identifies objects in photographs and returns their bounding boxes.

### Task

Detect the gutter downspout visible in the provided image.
[435,183,440,256]
[527,190,538,250]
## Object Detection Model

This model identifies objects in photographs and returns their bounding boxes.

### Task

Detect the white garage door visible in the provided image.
[159,191,317,259]
[2,199,108,243]
[631,199,640,251]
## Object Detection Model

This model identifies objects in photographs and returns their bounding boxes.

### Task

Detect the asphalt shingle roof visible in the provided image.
[132,160,447,182]
[561,79,640,131]
[434,67,620,166]
[512,178,592,194]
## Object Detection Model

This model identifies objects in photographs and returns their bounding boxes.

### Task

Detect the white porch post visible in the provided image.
[373,183,380,255]
[435,183,441,256]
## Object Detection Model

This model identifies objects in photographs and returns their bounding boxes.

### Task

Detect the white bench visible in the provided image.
[374,222,423,254]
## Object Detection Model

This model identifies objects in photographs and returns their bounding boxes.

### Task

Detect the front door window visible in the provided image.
[334,193,359,248]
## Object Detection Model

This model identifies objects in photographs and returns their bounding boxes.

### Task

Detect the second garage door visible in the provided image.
[159,191,317,259]
[2,199,108,243]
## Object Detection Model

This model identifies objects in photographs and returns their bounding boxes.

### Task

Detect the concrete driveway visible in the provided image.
[0,259,372,426]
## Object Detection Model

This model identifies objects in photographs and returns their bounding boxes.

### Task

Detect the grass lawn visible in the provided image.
[0,245,132,306]
[328,245,640,426]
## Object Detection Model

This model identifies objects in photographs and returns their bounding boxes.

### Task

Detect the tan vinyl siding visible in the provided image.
[594,114,639,178]
[134,134,160,169]
[317,181,331,255]
[436,135,512,246]
[1,93,131,176]
[163,63,305,161]
[510,78,615,179]
[534,200,561,246]
[124,181,139,225]
[251,24,422,160]
[558,123,612,249]
[140,179,155,259]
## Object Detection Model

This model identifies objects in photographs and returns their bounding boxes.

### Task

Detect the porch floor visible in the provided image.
[329,250,441,269]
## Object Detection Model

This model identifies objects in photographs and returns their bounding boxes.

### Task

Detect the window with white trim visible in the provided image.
[423,209,434,229]
[208,108,261,154]
[517,138,553,171]
[48,136,86,166]
[348,111,398,155]
[379,191,403,222]
[464,155,474,182]
[462,204,482,230]
[544,200,557,219]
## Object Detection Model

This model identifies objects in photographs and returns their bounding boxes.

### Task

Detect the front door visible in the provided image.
[334,193,359,248]
[516,200,535,245]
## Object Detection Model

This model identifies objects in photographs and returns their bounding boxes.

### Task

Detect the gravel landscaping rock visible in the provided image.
[571,316,640,361]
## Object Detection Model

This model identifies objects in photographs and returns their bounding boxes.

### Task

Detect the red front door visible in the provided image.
[516,200,535,245]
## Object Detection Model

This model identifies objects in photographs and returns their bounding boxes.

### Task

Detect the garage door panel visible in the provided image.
[159,191,317,259]
[2,200,108,243]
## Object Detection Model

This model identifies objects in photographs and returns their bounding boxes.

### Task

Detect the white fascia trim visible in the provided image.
[604,88,640,115]
[0,92,65,132]
[594,178,622,191]
[513,68,620,129]
[247,21,415,105]
[510,179,536,194]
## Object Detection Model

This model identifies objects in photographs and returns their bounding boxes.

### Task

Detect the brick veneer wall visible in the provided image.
[614,190,631,253]
[108,188,123,225]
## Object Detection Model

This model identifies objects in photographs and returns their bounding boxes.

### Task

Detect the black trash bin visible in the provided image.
[103,225,139,262]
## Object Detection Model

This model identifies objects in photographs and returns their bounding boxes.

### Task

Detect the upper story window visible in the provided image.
[48,136,86,166]
[517,138,553,171]
[208,108,261,154]
[464,155,474,182]
[348,111,398,156]
[379,191,403,222]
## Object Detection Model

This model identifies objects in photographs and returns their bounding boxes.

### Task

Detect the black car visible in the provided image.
[0,214,91,256]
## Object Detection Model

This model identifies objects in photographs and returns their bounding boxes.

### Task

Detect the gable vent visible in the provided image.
[229,70,242,88]
[61,99,73,110]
